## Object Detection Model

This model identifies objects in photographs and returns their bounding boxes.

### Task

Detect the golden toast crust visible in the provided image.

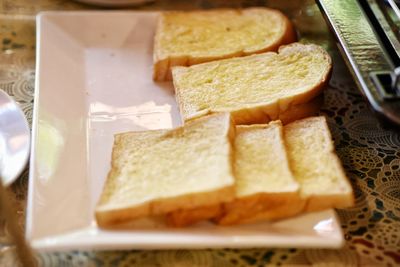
[95,113,236,228]
[284,116,355,212]
[153,8,297,81]
[173,43,332,125]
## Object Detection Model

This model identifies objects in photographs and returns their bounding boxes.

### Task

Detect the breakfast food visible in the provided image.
[215,122,304,225]
[167,116,354,227]
[168,121,303,227]
[97,115,353,228]
[283,116,354,211]
[95,113,236,228]
[96,7,353,228]
[172,43,332,125]
[153,8,296,81]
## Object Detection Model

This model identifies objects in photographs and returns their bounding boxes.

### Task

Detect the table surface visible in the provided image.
[1,0,400,266]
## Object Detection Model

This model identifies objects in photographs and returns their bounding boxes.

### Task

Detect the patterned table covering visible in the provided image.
[0,0,399,266]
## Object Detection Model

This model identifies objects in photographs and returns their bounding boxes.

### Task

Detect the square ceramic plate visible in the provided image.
[27,11,344,251]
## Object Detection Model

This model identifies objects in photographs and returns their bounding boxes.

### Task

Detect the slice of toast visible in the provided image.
[95,113,236,228]
[216,122,303,225]
[172,43,332,125]
[154,8,296,81]
[167,117,354,227]
[283,116,354,212]
[167,121,303,227]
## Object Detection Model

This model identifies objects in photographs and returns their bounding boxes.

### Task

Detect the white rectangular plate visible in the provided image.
[27,11,344,251]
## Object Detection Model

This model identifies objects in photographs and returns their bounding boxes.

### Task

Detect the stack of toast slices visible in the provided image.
[95,8,354,228]
[96,113,354,228]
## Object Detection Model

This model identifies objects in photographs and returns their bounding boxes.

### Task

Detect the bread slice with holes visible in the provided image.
[153,8,296,81]
[95,112,236,228]
[167,121,304,227]
[172,43,331,125]
[283,116,354,212]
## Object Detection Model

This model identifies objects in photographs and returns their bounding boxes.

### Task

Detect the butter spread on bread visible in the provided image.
[167,117,354,227]
[168,121,304,226]
[153,8,296,81]
[172,43,332,125]
[95,113,236,228]
[283,116,354,212]
[217,121,304,225]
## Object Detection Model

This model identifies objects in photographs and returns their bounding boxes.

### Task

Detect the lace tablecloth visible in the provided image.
[1,0,399,266]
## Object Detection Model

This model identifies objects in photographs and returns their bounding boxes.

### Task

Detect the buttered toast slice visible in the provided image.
[154,8,296,81]
[283,116,354,212]
[172,43,332,125]
[96,113,236,228]
[167,121,303,227]
[168,117,354,227]
[216,122,303,225]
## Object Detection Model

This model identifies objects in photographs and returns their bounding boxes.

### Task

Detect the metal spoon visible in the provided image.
[0,89,30,186]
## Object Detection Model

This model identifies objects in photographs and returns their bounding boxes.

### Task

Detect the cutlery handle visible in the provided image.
[0,180,36,267]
